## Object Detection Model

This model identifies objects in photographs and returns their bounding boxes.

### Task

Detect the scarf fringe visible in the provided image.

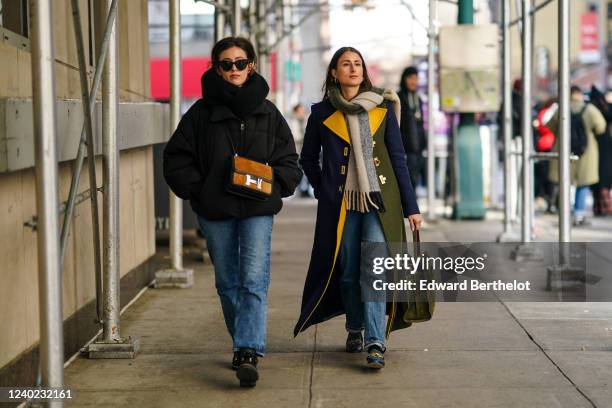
[344,190,386,213]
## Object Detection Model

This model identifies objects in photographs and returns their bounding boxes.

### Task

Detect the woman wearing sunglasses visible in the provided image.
[163,37,302,387]
[294,47,423,369]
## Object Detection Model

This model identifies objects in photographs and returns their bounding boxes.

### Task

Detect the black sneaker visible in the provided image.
[366,345,385,369]
[345,331,363,353]
[231,351,239,370]
[235,348,259,387]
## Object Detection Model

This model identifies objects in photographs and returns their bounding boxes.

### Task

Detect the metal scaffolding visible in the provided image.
[154,0,195,289]
[29,1,65,405]
[232,0,241,36]
[22,0,582,398]
[84,0,139,358]
[520,0,533,244]
[62,0,120,327]
[557,0,571,247]
[427,0,437,221]
[496,0,519,243]
[497,0,573,262]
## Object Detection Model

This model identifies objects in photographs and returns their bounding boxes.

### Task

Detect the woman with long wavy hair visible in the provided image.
[294,47,422,369]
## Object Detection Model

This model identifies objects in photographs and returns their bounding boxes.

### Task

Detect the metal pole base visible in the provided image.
[154,268,194,288]
[511,244,544,262]
[85,335,140,359]
[496,230,521,243]
[546,264,587,291]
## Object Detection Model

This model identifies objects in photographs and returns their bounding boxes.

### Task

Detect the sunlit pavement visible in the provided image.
[63,199,612,408]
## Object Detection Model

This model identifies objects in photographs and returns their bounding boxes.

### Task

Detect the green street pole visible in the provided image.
[457,0,473,24]
[452,0,485,219]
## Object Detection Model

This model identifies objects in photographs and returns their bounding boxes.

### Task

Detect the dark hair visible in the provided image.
[399,66,418,92]
[211,36,257,67]
[570,85,583,95]
[400,65,419,91]
[322,47,372,100]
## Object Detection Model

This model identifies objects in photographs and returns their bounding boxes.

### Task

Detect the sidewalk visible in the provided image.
[63,199,612,407]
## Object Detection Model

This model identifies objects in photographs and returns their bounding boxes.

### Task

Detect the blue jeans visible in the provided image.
[574,185,590,218]
[339,210,387,352]
[197,215,273,357]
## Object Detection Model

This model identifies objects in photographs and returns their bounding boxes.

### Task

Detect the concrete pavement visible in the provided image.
[63,199,612,407]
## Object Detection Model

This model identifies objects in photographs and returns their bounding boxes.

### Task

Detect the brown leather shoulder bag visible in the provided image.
[225,124,274,201]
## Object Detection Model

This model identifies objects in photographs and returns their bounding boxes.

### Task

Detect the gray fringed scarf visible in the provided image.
[328,86,400,213]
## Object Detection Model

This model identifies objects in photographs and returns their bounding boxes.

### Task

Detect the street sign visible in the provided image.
[439,24,500,113]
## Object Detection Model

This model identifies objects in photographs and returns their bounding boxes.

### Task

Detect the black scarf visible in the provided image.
[201,68,269,119]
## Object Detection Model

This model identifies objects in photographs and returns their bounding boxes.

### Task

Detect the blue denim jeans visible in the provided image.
[197,215,273,357]
[574,185,590,218]
[339,210,387,352]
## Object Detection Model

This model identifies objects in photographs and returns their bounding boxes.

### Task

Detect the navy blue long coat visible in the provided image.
[293,98,420,337]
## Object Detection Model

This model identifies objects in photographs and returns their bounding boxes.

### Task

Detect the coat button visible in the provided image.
[374,157,380,167]
[340,165,346,175]
[338,186,343,193]
[372,141,377,148]
[379,175,387,185]
[343,147,349,156]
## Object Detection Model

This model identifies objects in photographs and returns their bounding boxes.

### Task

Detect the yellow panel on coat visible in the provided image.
[322,111,350,145]
[368,107,387,136]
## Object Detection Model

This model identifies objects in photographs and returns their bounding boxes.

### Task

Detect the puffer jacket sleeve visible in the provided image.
[269,104,303,198]
[384,101,420,217]
[299,107,323,197]
[163,101,204,200]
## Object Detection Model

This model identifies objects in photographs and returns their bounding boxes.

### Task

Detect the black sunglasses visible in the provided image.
[215,59,252,72]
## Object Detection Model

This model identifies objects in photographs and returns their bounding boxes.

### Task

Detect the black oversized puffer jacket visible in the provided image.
[163,69,302,220]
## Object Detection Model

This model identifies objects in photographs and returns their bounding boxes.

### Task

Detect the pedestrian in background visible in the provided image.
[163,36,302,387]
[549,85,606,226]
[398,66,426,189]
[534,99,558,213]
[588,86,612,216]
[294,47,422,370]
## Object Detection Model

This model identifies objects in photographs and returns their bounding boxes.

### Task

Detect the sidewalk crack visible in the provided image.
[500,301,599,408]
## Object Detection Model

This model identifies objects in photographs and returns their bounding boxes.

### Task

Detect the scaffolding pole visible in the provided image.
[520,0,533,243]
[232,0,241,36]
[257,0,269,81]
[249,0,258,47]
[545,0,579,290]
[427,0,437,221]
[512,0,543,261]
[101,0,120,344]
[155,0,194,289]
[29,0,64,404]
[85,0,139,358]
[275,0,285,110]
[557,0,571,247]
[215,0,226,41]
[63,0,119,327]
[497,0,519,242]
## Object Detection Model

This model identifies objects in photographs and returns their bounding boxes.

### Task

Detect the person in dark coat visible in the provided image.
[163,37,302,388]
[398,66,426,189]
[589,86,612,216]
[294,47,423,370]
